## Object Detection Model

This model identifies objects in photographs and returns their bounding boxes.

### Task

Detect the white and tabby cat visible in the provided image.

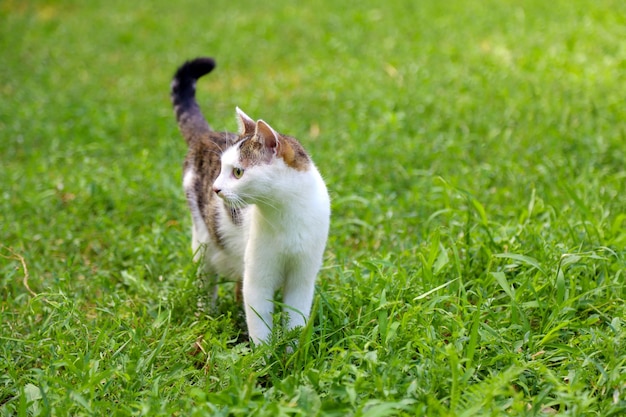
[171,57,330,345]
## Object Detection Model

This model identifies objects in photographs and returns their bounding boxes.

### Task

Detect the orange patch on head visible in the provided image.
[277,136,311,171]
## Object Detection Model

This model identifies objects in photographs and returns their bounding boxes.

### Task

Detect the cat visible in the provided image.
[170,57,331,345]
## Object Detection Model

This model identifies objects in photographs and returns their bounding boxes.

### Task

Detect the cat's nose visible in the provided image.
[213,187,221,195]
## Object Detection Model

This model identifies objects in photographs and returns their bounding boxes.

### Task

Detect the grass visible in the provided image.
[1,0,625,415]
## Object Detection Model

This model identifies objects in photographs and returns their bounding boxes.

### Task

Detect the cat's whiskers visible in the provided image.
[232,193,278,225]
[237,193,282,230]
[231,196,248,210]
[247,194,280,211]
[243,193,283,217]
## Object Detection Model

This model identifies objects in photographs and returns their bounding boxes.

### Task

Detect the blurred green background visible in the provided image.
[1,0,625,415]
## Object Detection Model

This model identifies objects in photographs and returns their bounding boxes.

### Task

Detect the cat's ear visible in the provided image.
[236,107,256,135]
[255,120,279,151]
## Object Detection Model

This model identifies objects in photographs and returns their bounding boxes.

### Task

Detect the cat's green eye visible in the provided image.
[233,167,244,179]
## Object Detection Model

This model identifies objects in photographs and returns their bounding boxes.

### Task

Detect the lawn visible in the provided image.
[1,0,625,415]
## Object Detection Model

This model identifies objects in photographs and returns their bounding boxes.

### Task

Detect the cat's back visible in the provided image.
[183,131,237,184]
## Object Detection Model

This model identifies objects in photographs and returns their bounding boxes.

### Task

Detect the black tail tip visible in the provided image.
[174,57,216,81]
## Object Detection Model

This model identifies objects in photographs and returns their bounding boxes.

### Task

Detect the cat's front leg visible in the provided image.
[242,267,277,345]
[282,262,318,333]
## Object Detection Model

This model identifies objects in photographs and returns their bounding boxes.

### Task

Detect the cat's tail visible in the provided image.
[171,57,216,145]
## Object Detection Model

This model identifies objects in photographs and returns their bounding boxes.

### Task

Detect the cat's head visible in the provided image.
[212,108,310,208]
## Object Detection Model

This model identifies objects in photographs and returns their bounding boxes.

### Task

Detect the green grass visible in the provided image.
[1,0,625,415]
